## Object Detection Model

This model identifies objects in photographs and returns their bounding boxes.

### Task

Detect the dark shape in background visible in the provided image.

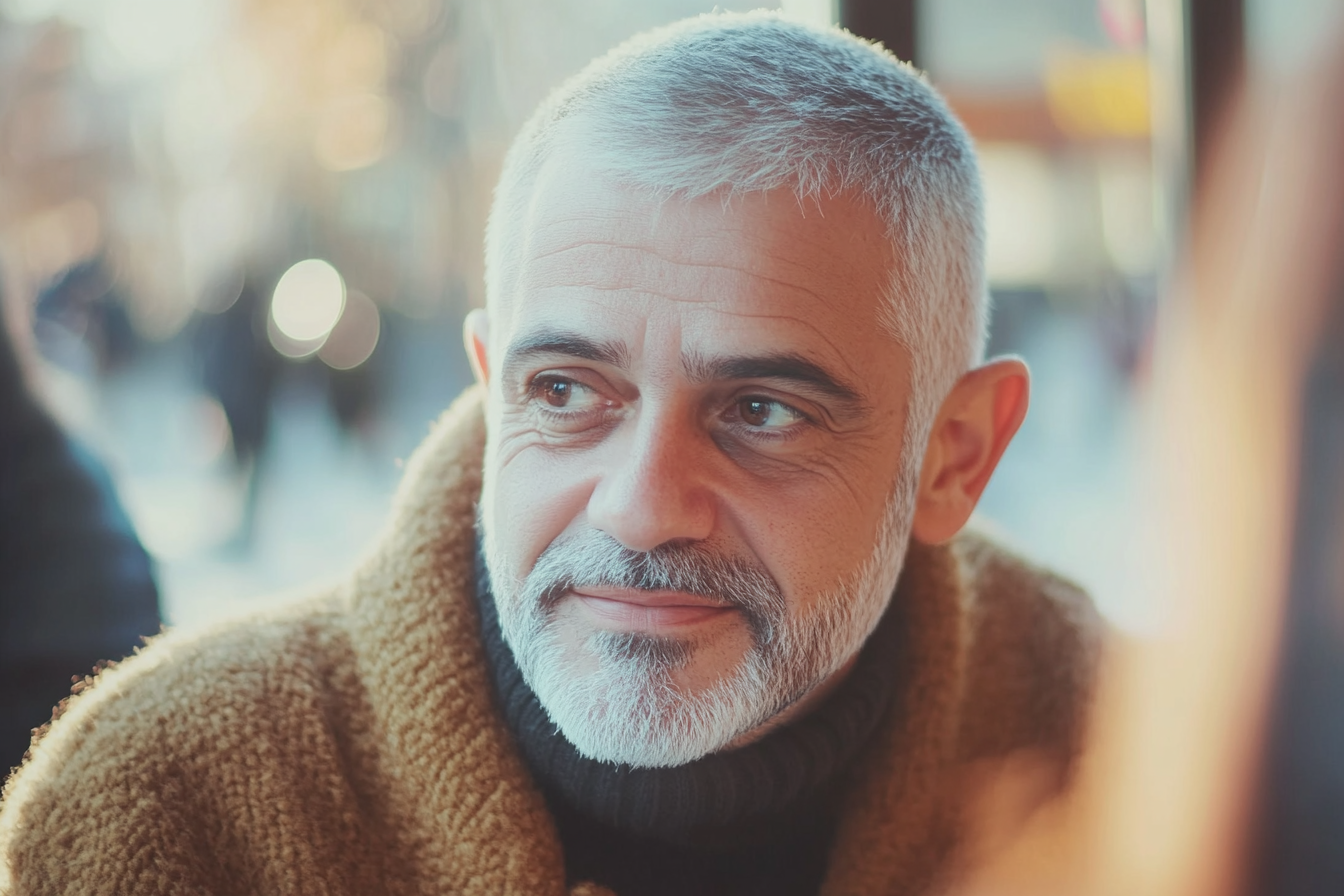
[1247,256,1344,894]
[193,275,281,549]
[0,276,162,776]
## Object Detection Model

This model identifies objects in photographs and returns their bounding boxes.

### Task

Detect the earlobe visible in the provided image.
[463,308,491,385]
[910,357,1030,544]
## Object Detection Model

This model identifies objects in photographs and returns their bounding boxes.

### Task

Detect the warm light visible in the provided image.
[313,93,392,172]
[20,199,103,281]
[269,259,345,355]
[322,22,390,94]
[319,290,381,371]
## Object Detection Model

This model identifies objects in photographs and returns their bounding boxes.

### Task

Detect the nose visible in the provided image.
[586,407,717,552]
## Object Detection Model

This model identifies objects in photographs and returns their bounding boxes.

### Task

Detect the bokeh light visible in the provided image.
[318,289,380,370]
[269,258,346,356]
[194,270,244,314]
[313,93,394,171]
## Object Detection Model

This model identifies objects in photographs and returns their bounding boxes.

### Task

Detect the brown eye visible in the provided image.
[529,376,605,415]
[542,379,572,407]
[732,397,806,431]
[740,399,770,427]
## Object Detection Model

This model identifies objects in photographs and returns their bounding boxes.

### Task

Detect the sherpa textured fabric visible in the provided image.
[0,386,1102,896]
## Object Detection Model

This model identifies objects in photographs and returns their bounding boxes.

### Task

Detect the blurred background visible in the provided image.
[0,0,1338,636]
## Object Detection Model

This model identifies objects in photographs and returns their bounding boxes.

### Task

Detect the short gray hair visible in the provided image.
[485,10,988,446]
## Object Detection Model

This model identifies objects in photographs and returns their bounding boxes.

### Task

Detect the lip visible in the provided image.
[570,587,737,632]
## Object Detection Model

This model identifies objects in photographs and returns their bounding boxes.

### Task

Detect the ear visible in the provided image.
[910,357,1030,544]
[463,308,491,385]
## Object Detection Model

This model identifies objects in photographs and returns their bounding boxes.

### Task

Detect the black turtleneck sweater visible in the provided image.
[474,548,907,896]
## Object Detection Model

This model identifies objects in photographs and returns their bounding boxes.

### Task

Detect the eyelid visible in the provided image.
[731,390,816,424]
[746,401,806,429]
[523,371,622,417]
[524,368,592,393]
[528,373,594,398]
[718,396,816,447]
[524,361,632,396]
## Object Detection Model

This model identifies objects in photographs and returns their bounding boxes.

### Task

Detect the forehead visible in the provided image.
[494,153,902,383]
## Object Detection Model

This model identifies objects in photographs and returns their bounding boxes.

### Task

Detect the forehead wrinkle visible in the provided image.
[524,237,636,265]
[528,284,720,306]
[522,242,836,310]
[529,228,842,279]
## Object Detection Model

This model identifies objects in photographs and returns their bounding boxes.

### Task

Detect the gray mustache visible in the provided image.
[524,531,787,640]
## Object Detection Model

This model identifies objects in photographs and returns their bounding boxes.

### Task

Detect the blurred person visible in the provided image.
[32,258,139,377]
[194,274,280,547]
[0,14,1102,896]
[1232,41,1344,896]
[0,274,161,778]
[1249,232,1344,895]
[938,22,1344,896]
[327,361,380,440]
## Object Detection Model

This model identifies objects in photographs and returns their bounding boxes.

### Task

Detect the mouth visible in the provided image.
[569,586,738,632]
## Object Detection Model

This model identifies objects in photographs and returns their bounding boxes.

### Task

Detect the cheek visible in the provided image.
[486,441,598,574]
[736,478,896,608]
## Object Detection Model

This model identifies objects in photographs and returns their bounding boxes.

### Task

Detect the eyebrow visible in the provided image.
[501,329,630,379]
[683,351,866,408]
[500,327,865,410]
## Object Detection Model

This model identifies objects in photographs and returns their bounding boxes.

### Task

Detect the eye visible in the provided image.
[733,397,807,430]
[526,374,609,416]
[538,377,577,408]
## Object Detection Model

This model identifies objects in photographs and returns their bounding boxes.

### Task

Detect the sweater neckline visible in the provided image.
[473,540,908,846]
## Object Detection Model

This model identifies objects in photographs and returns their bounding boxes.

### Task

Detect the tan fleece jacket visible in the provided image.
[0,386,1101,896]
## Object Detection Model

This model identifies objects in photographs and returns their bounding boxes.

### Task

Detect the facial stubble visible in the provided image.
[486,472,914,768]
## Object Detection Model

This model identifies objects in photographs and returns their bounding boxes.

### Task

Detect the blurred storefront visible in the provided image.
[919,0,1159,631]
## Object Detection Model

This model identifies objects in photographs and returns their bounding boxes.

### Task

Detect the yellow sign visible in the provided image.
[1045,48,1151,139]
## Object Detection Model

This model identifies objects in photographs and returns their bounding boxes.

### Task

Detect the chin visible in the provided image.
[523,624,794,768]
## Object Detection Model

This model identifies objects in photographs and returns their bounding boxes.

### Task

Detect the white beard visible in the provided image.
[482,461,919,769]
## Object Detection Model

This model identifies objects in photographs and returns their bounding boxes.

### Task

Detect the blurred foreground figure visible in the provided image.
[0,281,161,777]
[946,25,1344,896]
[0,14,1102,895]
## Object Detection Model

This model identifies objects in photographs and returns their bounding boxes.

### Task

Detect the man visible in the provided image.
[0,12,1101,896]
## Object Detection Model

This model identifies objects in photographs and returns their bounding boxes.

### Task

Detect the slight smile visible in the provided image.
[570,587,738,632]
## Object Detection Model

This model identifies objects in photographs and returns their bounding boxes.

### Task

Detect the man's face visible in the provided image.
[477,154,921,767]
